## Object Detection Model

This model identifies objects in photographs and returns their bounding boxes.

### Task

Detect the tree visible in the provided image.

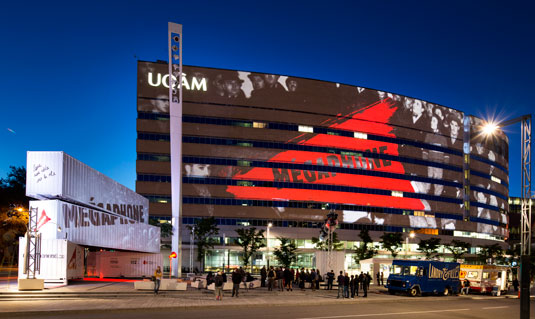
[273,237,297,268]
[311,232,344,251]
[417,238,442,260]
[354,229,377,263]
[236,227,265,272]
[187,217,219,272]
[148,218,174,249]
[445,240,471,261]
[477,243,503,264]
[380,232,403,258]
[0,166,31,267]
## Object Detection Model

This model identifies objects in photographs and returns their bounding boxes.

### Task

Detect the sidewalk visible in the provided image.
[0,280,471,315]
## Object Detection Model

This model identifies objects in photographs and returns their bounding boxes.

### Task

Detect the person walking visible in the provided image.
[261,266,267,287]
[267,266,275,291]
[153,266,163,295]
[327,270,334,290]
[232,268,243,297]
[214,271,224,300]
[344,273,350,298]
[337,271,345,298]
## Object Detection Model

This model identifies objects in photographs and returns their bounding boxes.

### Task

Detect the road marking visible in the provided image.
[297,308,471,319]
[482,306,509,309]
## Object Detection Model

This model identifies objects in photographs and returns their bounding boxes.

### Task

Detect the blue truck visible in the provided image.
[386,260,461,296]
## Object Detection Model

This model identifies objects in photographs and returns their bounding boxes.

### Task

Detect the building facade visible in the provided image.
[136,61,509,272]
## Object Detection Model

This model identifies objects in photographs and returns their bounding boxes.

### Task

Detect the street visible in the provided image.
[4,297,533,319]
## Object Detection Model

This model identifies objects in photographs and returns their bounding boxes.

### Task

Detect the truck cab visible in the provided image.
[386,260,461,297]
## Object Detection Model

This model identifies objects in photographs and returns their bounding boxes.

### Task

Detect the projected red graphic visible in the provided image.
[226,99,426,211]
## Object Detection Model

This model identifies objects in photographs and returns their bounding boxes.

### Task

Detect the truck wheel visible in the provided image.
[409,287,420,297]
[444,287,451,296]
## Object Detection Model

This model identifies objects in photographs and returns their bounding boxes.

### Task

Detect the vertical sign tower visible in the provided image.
[168,22,183,278]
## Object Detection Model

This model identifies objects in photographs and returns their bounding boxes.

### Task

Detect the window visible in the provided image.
[392,191,403,198]
[253,122,267,128]
[298,125,313,133]
[354,132,368,139]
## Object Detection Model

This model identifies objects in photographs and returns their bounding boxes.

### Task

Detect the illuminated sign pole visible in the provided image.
[168,22,183,278]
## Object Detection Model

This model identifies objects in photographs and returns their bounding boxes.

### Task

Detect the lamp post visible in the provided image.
[266,223,272,268]
[483,115,531,319]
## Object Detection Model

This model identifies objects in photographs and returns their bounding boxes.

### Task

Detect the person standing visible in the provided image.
[376,272,380,286]
[267,266,276,291]
[380,272,384,286]
[355,272,360,297]
[231,268,243,297]
[284,267,293,291]
[153,266,162,295]
[362,272,368,298]
[277,267,284,291]
[461,278,470,295]
[310,269,317,291]
[344,273,350,298]
[327,270,334,290]
[513,277,519,292]
[316,269,321,290]
[366,272,372,290]
[260,266,267,287]
[350,275,356,298]
[337,271,345,298]
[214,271,224,301]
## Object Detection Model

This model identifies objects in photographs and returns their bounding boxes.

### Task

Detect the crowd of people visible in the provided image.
[204,266,382,300]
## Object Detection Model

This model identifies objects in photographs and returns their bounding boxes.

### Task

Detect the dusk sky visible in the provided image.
[1,1,533,196]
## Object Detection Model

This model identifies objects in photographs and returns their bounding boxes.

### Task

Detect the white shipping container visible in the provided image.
[26,151,149,224]
[18,238,84,285]
[30,200,160,253]
[86,251,162,278]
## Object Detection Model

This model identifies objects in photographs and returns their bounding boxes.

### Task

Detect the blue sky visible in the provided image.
[0,0,533,196]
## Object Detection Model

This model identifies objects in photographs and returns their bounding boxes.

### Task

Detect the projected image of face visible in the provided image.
[185,164,210,177]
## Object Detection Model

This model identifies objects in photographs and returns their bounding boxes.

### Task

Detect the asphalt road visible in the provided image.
[5,297,533,319]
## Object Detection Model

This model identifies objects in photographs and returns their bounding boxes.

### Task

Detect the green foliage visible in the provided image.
[311,232,344,251]
[0,166,30,266]
[148,218,174,238]
[187,217,219,271]
[236,227,265,272]
[417,238,442,260]
[354,230,377,263]
[445,240,471,261]
[380,232,403,258]
[477,243,503,264]
[273,237,297,268]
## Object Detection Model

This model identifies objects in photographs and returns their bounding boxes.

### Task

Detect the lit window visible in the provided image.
[491,176,501,183]
[392,191,403,197]
[253,122,267,128]
[298,125,313,133]
[354,132,368,139]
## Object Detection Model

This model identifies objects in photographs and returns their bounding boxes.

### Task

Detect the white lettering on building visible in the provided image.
[148,72,207,91]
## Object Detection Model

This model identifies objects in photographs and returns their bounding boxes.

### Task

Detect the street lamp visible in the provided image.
[266,223,272,268]
[406,232,415,257]
[482,115,531,319]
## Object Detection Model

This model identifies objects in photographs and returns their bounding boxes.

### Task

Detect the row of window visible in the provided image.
[137,111,508,174]
[178,196,503,226]
[137,133,507,188]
